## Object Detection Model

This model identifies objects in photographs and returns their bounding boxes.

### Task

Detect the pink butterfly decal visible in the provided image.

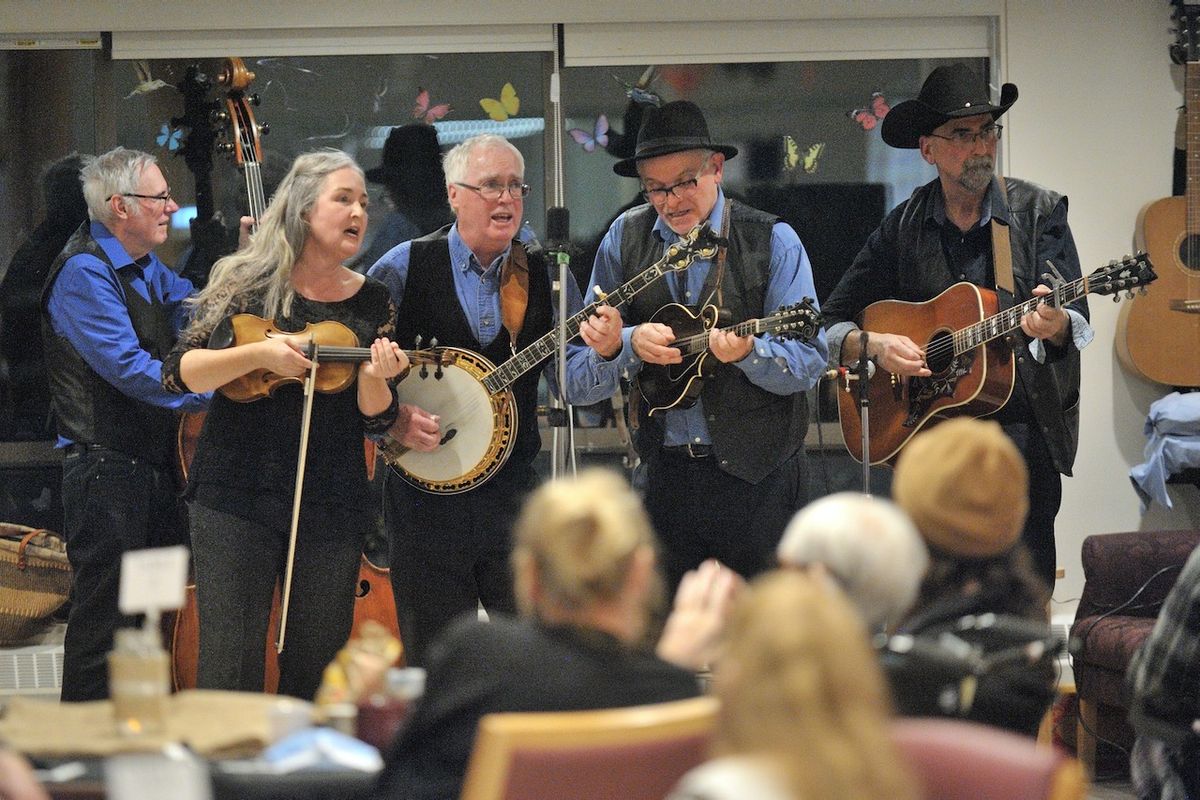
[413,88,451,124]
[568,114,609,153]
[848,92,889,131]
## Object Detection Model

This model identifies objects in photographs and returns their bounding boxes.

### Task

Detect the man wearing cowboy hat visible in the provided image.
[570,100,828,592]
[822,63,1093,589]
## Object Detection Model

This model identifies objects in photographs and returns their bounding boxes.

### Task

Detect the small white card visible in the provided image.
[118,546,189,615]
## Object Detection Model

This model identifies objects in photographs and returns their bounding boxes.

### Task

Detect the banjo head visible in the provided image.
[388,347,516,494]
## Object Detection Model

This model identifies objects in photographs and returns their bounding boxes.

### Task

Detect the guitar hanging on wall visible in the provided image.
[1116,0,1200,387]
[837,254,1156,465]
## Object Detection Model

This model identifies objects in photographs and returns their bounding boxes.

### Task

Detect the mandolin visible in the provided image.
[1116,1,1200,387]
[636,299,822,417]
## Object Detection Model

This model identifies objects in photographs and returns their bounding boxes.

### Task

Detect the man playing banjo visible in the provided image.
[367,134,621,665]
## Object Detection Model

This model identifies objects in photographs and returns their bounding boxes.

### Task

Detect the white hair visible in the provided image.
[441,134,524,187]
[777,492,929,630]
[80,146,158,225]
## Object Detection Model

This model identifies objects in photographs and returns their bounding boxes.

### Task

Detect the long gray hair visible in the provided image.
[185,149,363,336]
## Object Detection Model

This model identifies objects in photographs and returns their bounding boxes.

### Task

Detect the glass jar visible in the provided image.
[355,667,425,750]
[108,626,169,737]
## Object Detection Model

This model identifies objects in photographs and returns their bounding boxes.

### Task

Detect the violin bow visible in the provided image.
[276,338,320,653]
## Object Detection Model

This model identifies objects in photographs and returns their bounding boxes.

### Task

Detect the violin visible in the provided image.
[209,313,419,402]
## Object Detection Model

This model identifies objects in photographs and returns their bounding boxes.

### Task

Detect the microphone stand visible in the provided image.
[857,330,872,496]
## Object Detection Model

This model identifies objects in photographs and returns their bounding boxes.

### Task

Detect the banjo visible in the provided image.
[377,222,724,494]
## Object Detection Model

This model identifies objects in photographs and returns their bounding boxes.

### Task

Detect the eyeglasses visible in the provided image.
[108,192,175,205]
[925,124,1003,147]
[640,156,712,204]
[454,181,530,201]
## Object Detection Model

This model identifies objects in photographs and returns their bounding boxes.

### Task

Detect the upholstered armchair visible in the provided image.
[1070,529,1200,774]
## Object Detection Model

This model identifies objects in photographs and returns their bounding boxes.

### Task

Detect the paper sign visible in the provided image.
[118,546,189,615]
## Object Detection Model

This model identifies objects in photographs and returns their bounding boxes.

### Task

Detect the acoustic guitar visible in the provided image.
[1116,1,1200,387]
[837,254,1156,465]
[636,299,822,417]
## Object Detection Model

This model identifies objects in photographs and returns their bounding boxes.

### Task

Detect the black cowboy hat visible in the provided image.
[366,123,443,184]
[612,100,738,177]
[881,63,1018,149]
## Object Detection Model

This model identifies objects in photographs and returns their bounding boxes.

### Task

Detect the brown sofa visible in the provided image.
[1070,529,1200,774]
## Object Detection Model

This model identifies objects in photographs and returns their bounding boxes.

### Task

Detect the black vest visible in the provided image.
[398,228,553,472]
[892,178,1084,474]
[619,203,809,484]
[41,223,178,467]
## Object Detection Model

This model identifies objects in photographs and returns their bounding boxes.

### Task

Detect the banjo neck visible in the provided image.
[481,223,722,395]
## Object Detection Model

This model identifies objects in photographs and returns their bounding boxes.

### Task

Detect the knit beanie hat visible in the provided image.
[891,418,1028,559]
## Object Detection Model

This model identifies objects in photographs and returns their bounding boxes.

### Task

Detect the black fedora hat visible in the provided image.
[881,63,1018,149]
[366,123,443,184]
[612,100,738,177]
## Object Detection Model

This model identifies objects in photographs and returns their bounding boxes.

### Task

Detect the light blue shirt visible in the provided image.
[570,190,829,447]
[1131,391,1200,511]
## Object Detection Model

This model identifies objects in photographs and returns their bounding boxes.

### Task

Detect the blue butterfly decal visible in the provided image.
[156,123,182,152]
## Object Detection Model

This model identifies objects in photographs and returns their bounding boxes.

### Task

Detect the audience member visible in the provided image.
[374,468,736,800]
[776,491,927,631]
[0,747,48,800]
[886,417,1056,736]
[1126,543,1200,799]
[668,571,919,800]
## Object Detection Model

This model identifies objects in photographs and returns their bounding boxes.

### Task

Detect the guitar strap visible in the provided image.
[991,176,1015,296]
[499,240,529,352]
[698,199,733,310]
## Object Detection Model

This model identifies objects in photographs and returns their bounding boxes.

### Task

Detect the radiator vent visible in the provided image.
[0,625,64,696]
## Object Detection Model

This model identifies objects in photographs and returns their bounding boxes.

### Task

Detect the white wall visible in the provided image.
[1005,1,1200,615]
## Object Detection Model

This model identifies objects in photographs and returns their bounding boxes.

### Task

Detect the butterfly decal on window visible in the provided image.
[568,115,610,153]
[156,123,182,152]
[480,83,520,122]
[847,92,890,131]
[413,88,451,124]
[783,136,825,174]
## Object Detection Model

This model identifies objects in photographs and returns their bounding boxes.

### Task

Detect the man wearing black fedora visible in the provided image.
[570,100,829,592]
[821,63,1093,589]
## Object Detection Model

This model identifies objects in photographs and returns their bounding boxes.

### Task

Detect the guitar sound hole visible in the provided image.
[1177,234,1200,271]
[925,330,954,374]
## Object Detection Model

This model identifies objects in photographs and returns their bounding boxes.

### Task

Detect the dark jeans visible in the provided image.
[60,446,186,702]
[384,464,532,667]
[1000,422,1062,589]
[645,448,808,593]
[189,501,366,700]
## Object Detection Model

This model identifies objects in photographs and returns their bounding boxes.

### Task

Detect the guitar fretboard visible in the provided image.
[1189,60,1200,236]
[953,278,1089,354]
[674,314,808,356]
[481,238,712,393]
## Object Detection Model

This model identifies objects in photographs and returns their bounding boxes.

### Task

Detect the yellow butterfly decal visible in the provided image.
[480,82,520,122]
[783,134,801,171]
[802,142,825,174]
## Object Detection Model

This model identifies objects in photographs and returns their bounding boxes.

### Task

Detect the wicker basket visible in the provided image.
[0,522,71,645]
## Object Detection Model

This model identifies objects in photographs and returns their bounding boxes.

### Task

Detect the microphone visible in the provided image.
[821,360,876,382]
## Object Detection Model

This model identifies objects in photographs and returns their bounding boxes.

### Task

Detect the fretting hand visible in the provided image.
[632,322,682,365]
[360,337,409,381]
[578,305,623,359]
[1021,285,1070,345]
[709,328,754,363]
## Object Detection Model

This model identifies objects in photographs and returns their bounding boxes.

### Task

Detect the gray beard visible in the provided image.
[958,156,994,193]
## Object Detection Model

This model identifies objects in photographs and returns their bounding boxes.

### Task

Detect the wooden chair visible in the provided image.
[458,696,718,800]
[892,717,1088,800]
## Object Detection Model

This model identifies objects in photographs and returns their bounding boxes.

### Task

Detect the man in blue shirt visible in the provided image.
[569,101,829,592]
[368,134,620,665]
[821,64,1092,588]
[41,146,209,701]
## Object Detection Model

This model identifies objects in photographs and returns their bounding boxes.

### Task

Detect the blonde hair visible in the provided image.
[185,149,363,336]
[512,468,656,620]
[713,571,919,800]
[80,146,158,225]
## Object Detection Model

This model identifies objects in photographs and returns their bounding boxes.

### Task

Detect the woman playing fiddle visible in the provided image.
[162,149,408,699]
